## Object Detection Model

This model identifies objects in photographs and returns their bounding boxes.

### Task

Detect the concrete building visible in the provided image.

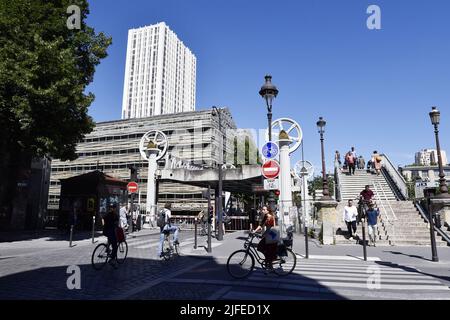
[121,22,196,119]
[415,149,448,166]
[47,108,237,223]
[400,165,450,183]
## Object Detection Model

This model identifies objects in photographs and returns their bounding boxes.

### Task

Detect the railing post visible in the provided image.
[91,215,96,244]
[194,217,198,249]
[69,225,74,247]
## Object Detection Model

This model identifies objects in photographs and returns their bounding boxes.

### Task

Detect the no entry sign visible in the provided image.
[127,182,139,194]
[261,160,280,179]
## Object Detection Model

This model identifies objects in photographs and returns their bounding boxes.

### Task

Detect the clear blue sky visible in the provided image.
[85,0,450,174]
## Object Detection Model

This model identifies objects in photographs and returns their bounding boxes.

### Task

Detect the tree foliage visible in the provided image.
[0,0,111,160]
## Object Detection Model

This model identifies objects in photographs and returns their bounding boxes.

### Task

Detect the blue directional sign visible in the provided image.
[262,142,279,159]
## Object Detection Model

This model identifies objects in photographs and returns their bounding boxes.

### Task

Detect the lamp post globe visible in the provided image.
[259,75,279,142]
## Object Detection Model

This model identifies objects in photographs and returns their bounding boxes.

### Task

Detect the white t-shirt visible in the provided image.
[343,206,358,222]
[164,208,171,224]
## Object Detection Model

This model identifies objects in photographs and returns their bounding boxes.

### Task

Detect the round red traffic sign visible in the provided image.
[127,182,139,193]
[261,160,280,179]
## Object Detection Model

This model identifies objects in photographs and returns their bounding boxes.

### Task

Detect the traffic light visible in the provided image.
[273,190,280,200]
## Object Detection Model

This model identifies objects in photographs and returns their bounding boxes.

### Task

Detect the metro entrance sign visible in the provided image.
[127,182,139,194]
[261,160,280,179]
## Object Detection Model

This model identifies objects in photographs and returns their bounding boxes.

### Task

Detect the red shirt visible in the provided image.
[360,189,374,201]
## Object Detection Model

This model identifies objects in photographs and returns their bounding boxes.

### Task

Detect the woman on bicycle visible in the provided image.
[253,206,278,271]
[103,203,119,268]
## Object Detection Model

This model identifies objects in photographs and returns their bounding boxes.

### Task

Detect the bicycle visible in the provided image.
[160,229,180,261]
[91,239,128,270]
[226,231,297,279]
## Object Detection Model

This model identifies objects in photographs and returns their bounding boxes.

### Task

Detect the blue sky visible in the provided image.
[85,0,450,173]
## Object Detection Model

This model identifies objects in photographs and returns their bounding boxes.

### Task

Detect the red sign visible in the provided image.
[127,182,139,193]
[262,160,280,179]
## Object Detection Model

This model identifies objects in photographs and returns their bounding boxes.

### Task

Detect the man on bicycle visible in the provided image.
[360,185,375,211]
[158,203,180,258]
[103,203,119,268]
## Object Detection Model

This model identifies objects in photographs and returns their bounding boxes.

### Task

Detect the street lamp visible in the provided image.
[429,107,449,197]
[424,187,439,262]
[317,117,331,200]
[212,106,224,241]
[259,75,279,142]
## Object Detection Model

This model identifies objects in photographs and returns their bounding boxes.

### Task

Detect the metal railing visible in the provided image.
[334,160,343,202]
[381,154,408,200]
[225,216,250,231]
[373,180,397,244]
[415,201,450,246]
[173,215,250,232]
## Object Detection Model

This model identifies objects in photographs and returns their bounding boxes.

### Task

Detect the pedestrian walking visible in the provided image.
[343,199,358,239]
[350,147,357,161]
[249,207,258,231]
[366,203,380,246]
[345,151,356,175]
[197,208,208,236]
[119,203,129,231]
[372,151,382,176]
[358,156,365,170]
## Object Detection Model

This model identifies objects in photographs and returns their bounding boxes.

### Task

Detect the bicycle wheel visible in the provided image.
[162,238,171,261]
[117,241,128,264]
[91,243,109,270]
[226,250,255,279]
[273,248,297,276]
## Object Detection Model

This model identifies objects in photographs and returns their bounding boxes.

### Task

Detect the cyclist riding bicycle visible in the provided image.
[158,203,180,258]
[102,203,119,268]
[253,205,279,272]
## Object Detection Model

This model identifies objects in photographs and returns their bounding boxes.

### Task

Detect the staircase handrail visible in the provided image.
[415,201,450,245]
[334,160,343,202]
[373,180,398,221]
[381,154,408,200]
[373,181,397,245]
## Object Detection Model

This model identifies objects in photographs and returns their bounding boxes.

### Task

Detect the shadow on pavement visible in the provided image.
[383,250,430,262]
[0,229,103,243]
[0,247,347,300]
[375,260,450,285]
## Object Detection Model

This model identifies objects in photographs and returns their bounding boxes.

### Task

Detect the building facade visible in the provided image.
[121,22,196,119]
[47,109,236,223]
[400,165,450,183]
[415,149,448,166]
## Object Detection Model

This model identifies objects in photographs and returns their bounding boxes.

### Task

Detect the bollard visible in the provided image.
[362,218,367,261]
[69,225,74,247]
[304,225,309,259]
[91,216,96,243]
[194,218,198,249]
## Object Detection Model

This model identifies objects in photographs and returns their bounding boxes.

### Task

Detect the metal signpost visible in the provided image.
[294,159,314,259]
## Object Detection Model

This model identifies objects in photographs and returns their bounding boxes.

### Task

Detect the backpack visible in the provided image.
[156,209,166,228]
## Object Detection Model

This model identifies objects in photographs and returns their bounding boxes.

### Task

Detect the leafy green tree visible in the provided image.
[0,0,111,228]
[309,175,335,199]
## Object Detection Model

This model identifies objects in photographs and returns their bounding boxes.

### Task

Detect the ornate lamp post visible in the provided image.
[259,76,279,212]
[317,117,331,200]
[429,107,449,197]
[259,75,279,142]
